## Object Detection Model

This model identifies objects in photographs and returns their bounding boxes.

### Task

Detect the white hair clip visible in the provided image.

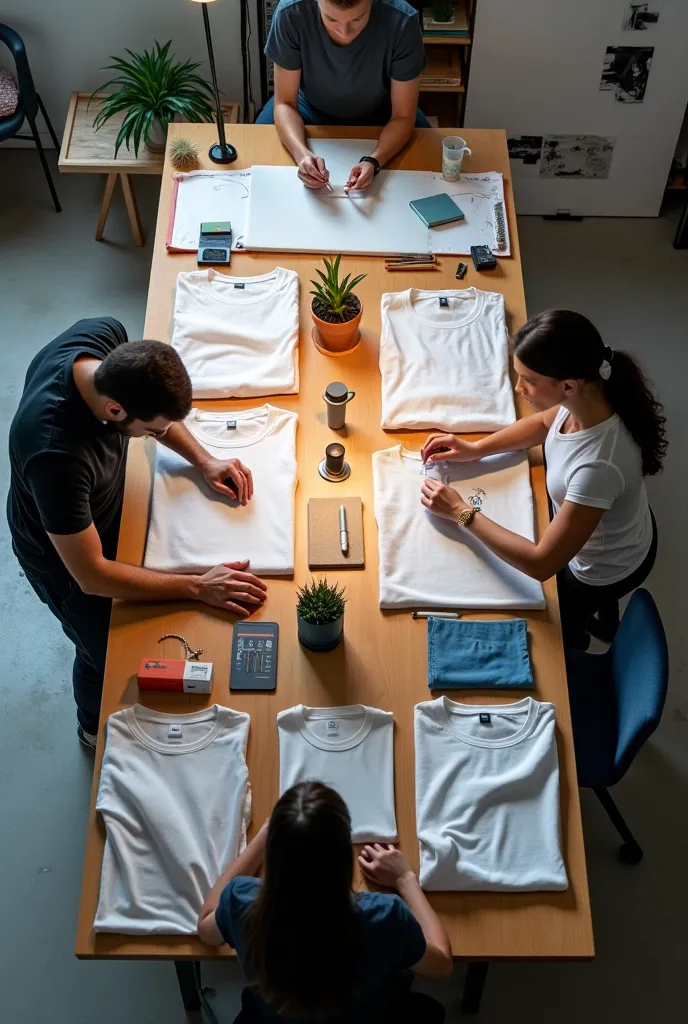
[599,359,612,381]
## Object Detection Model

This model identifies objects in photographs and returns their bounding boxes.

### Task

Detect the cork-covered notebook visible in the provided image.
[307,497,365,570]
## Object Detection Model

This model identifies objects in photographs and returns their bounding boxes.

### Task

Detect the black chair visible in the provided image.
[0,23,61,211]
[566,589,669,864]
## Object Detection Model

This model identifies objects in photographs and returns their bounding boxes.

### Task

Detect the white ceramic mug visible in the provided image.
[442,136,472,182]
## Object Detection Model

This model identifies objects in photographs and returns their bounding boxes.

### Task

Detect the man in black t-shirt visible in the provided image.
[8,318,267,748]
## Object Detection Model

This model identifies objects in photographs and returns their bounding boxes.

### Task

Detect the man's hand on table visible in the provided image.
[201,457,254,505]
[298,152,330,189]
[196,560,268,616]
[345,160,375,192]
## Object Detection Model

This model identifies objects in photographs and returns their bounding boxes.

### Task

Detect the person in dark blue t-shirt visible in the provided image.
[197,781,452,1023]
[256,0,429,192]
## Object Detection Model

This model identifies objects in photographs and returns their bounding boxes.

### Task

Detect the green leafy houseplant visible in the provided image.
[297,579,346,652]
[430,1,455,23]
[310,255,366,325]
[90,40,215,158]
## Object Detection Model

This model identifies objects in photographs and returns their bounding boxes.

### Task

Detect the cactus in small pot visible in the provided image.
[297,578,346,652]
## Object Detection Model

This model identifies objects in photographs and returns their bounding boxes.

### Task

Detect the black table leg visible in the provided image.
[175,961,202,1012]
[674,197,688,249]
[461,961,489,1014]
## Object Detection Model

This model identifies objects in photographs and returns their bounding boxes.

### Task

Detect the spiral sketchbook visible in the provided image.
[166,170,252,252]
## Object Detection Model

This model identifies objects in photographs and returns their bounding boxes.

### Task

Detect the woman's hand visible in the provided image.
[421,433,481,465]
[358,844,416,889]
[420,477,471,522]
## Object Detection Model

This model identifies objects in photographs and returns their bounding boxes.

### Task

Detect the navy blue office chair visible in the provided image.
[566,588,668,864]
[0,23,61,211]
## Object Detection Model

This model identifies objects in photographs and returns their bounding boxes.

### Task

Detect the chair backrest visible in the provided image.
[0,24,38,120]
[610,588,669,782]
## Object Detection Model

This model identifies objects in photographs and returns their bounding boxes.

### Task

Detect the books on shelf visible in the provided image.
[420,47,462,87]
[422,4,469,36]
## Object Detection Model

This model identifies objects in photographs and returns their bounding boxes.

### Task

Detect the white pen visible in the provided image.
[339,504,349,556]
[412,610,461,619]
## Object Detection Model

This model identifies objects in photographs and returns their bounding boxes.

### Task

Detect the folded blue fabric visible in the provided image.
[427,617,533,689]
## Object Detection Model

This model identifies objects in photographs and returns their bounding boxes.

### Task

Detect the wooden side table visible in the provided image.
[58,93,240,246]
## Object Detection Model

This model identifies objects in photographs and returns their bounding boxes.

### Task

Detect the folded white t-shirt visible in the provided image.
[372,445,545,609]
[171,267,299,398]
[144,404,298,574]
[414,696,568,891]
[380,287,516,431]
[94,704,251,934]
[277,704,397,843]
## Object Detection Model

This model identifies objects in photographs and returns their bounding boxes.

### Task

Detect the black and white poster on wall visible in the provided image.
[621,2,664,31]
[507,136,543,164]
[539,135,616,179]
[600,46,654,103]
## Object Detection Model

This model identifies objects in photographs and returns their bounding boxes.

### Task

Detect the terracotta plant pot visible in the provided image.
[311,298,362,356]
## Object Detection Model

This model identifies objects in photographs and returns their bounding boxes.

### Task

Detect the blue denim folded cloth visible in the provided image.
[427,617,534,689]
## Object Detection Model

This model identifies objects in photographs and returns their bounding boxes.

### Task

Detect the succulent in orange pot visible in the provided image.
[310,255,366,355]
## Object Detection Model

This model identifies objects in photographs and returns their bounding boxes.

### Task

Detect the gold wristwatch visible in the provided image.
[457,506,481,528]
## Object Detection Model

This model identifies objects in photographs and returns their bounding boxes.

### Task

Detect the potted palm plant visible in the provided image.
[297,579,346,653]
[310,255,366,355]
[91,40,215,157]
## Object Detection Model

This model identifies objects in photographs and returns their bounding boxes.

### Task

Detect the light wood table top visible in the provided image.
[76,124,594,963]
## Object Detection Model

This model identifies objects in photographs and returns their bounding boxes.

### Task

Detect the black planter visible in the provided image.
[297,612,344,652]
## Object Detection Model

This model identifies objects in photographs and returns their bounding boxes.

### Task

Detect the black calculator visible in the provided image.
[198,220,232,265]
[470,245,497,271]
[230,621,279,692]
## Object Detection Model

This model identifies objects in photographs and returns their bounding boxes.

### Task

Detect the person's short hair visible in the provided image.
[325,0,369,9]
[94,340,192,422]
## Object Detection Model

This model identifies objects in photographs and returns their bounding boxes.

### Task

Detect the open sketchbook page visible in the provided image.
[167,170,251,251]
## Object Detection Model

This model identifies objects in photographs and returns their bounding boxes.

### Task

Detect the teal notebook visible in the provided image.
[409,193,465,228]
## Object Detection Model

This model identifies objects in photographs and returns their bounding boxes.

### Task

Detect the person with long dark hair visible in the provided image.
[420,310,666,649]
[197,781,452,1023]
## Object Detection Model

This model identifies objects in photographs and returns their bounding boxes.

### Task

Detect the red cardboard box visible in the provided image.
[137,658,213,693]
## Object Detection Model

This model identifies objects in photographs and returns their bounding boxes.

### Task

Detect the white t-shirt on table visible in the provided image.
[545,407,652,585]
[379,287,516,432]
[277,704,397,843]
[94,704,251,934]
[372,445,545,610]
[414,696,568,892]
[144,404,298,574]
[171,267,299,398]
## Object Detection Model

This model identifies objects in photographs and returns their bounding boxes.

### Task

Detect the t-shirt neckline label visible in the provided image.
[186,404,276,449]
[436,696,539,748]
[404,286,484,328]
[123,704,224,754]
[201,267,285,306]
[296,704,373,751]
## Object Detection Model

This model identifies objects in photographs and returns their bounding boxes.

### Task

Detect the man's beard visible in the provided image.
[111,414,136,436]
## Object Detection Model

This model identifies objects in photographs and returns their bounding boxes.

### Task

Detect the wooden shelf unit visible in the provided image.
[418,0,476,127]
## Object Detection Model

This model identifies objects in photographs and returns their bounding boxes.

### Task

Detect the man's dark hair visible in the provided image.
[94,341,192,422]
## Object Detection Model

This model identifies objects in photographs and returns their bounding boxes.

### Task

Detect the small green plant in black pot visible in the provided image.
[297,578,346,652]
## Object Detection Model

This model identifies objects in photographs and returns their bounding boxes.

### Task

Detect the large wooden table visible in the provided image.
[76,124,594,1007]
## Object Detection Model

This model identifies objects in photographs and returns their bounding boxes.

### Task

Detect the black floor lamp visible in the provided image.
[189,0,237,163]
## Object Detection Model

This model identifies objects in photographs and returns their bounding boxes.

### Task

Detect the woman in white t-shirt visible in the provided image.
[420,310,666,649]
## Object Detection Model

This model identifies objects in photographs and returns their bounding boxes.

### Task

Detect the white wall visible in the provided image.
[0,0,257,145]
[465,0,688,216]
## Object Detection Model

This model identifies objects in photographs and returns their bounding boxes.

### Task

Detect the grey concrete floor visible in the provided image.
[1,149,687,1023]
